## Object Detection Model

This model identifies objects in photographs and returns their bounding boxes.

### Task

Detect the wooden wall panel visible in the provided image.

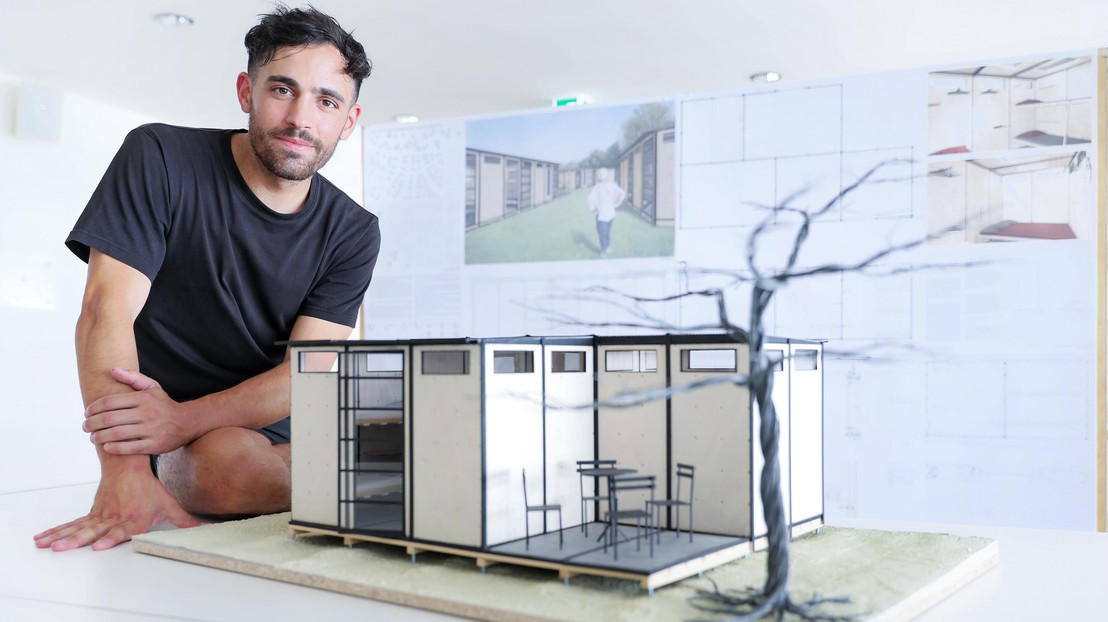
[597,345,669,514]
[290,346,341,528]
[671,342,753,537]
[411,344,484,546]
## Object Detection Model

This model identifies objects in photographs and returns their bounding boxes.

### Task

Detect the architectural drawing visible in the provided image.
[361,50,1099,532]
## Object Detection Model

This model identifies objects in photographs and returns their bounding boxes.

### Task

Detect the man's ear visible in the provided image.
[339,103,362,140]
[236,72,253,114]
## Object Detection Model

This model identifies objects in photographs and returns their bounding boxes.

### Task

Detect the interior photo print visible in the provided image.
[465,101,676,264]
[927,150,1092,244]
[926,56,1093,244]
[927,56,1091,155]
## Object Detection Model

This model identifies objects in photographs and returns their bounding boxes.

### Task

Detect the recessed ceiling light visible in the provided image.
[750,71,781,83]
[393,114,421,124]
[153,13,195,28]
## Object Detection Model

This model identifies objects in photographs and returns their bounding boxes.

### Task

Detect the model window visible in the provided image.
[298,350,339,373]
[342,351,405,535]
[681,348,737,372]
[794,348,819,371]
[362,352,403,374]
[353,352,404,414]
[422,350,469,375]
[354,382,403,413]
[493,350,534,374]
[483,155,500,165]
[767,349,785,372]
[605,349,658,373]
[552,351,586,373]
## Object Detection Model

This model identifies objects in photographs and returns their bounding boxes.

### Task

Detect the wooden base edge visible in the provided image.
[288,522,752,589]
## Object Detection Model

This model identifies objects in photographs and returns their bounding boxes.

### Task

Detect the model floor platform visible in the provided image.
[288,519,780,592]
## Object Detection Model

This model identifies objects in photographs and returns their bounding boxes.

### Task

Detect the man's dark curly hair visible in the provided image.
[245,4,372,102]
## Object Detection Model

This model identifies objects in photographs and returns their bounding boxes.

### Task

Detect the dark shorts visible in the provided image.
[149,416,291,477]
[256,417,291,444]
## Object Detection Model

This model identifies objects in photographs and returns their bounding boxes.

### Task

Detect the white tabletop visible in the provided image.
[4,483,1106,621]
[1,483,457,621]
[830,516,1108,621]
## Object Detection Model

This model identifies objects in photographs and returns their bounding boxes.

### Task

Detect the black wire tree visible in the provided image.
[550,160,959,621]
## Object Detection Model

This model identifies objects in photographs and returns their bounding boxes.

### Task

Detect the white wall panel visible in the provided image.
[482,343,544,546]
[789,343,824,523]
[681,96,743,164]
[681,160,775,228]
[745,86,842,160]
[543,345,597,527]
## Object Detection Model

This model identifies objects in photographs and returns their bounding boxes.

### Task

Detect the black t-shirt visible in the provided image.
[66,123,380,409]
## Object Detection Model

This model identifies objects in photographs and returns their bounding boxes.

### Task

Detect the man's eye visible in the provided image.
[274,86,292,95]
[321,99,337,109]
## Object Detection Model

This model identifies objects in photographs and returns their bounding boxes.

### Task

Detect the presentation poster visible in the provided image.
[363,51,1100,532]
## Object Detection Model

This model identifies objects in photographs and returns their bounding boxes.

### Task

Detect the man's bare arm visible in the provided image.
[34,250,198,551]
[83,314,355,456]
[189,313,357,432]
[38,249,358,550]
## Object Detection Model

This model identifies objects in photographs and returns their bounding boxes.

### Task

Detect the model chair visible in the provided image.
[522,469,562,550]
[576,459,617,536]
[647,463,695,543]
[603,474,655,561]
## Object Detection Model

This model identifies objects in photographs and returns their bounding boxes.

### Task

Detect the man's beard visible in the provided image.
[248,116,339,182]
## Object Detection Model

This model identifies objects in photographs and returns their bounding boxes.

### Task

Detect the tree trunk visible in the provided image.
[750,284,790,604]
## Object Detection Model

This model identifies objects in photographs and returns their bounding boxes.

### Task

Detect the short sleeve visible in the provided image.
[65,125,173,281]
[299,213,381,327]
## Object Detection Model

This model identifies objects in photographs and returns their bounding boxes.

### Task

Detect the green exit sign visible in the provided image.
[552,95,592,107]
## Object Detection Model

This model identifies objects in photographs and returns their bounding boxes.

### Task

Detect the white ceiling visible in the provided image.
[1,0,1107,129]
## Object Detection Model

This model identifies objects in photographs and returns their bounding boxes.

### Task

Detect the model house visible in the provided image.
[287,333,823,583]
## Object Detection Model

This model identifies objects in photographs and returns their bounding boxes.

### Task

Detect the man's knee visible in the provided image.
[158,427,291,517]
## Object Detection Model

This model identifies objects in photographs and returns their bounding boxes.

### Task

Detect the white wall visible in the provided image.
[0,74,153,493]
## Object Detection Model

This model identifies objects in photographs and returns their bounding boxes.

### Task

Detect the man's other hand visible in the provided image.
[83,368,196,455]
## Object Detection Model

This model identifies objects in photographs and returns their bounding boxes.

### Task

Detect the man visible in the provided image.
[588,169,626,258]
[33,6,379,551]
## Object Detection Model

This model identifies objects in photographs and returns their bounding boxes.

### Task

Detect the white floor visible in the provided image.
[2,483,456,621]
[4,483,1106,621]
[837,516,1108,622]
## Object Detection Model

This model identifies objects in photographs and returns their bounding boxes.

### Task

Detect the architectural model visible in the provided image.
[286,333,824,591]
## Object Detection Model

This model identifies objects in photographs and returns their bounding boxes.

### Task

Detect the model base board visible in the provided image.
[288,521,754,592]
[133,514,997,622]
